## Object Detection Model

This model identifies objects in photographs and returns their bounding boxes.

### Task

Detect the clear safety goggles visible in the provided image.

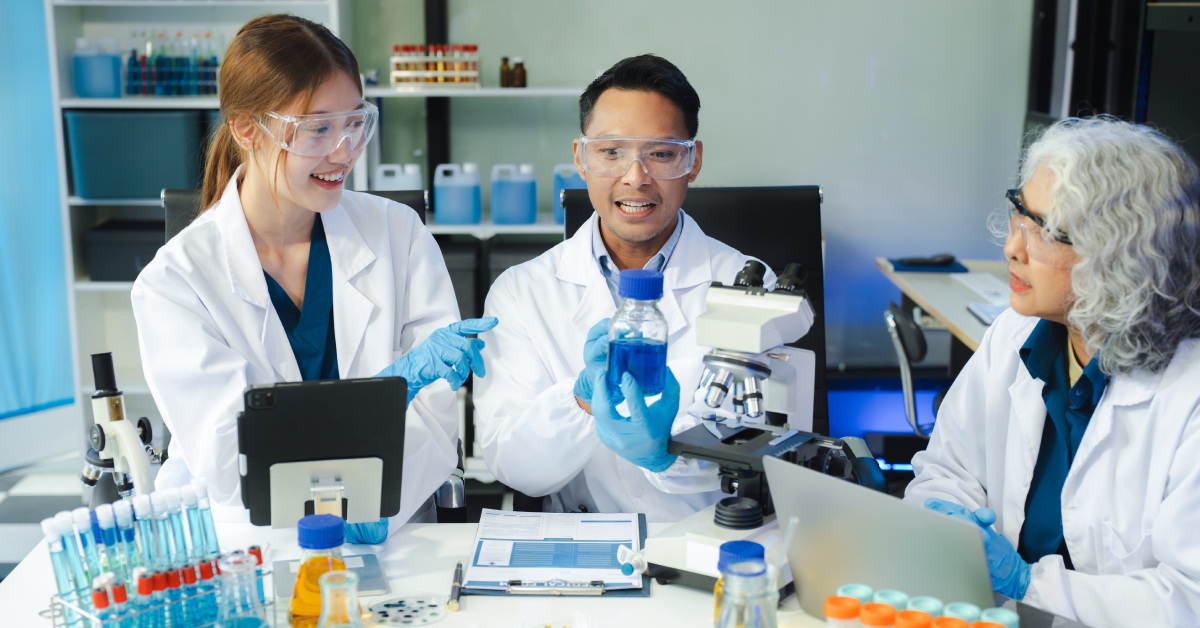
[255,99,378,158]
[1006,189,1075,268]
[577,136,697,180]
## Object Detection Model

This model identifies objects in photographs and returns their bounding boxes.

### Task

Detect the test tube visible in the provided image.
[54,511,91,595]
[42,518,82,627]
[151,492,175,569]
[191,478,220,558]
[69,508,102,584]
[112,500,141,574]
[165,568,185,627]
[109,581,130,627]
[197,560,219,624]
[90,586,112,625]
[95,504,129,582]
[132,494,158,569]
[180,484,206,562]
[163,488,190,568]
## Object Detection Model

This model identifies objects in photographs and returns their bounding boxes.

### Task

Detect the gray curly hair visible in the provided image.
[1018,116,1200,374]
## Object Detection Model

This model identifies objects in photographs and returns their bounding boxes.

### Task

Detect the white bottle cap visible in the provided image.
[150,492,169,513]
[190,478,209,498]
[512,57,524,63]
[42,517,61,542]
[179,484,198,507]
[95,503,115,528]
[113,500,134,526]
[163,487,182,511]
[72,506,92,530]
[403,163,421,175]
[518,163,535,174]
[54,511,76,537]
[462,162,478,173]
[132,494,153,518]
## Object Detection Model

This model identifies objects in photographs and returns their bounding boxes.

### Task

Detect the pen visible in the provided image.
[447,561,463,612]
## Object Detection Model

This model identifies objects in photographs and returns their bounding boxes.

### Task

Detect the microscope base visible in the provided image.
[643,504,793,596]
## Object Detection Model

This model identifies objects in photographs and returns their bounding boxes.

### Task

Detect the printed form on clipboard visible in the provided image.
[462,508,645,596]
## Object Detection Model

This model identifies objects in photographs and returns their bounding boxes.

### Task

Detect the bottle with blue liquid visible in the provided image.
[607,269,668,398]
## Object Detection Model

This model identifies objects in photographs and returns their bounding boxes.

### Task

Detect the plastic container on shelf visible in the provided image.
[65,110,202,199]
[74,38,122,98]
[433,163,481,224]
[551,163,585,225]
[491,163,537,225]
[374,163,423,191]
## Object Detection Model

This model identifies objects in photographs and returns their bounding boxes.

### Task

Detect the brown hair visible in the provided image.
[200,14,361,211]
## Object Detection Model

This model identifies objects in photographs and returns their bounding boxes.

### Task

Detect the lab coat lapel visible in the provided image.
[659,215,712,340]
[212,179,301,382]
[558,214,618,333]
[1003,373,1047,534]
[320,205,378,378]
[1063,367,1157,491]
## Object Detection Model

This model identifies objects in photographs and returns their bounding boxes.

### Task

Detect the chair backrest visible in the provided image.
[562,185,829,434]
[159,188,428,243]
[884,302,930,438]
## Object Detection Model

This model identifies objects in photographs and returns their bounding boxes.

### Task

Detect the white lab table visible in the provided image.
[0,522,823,627]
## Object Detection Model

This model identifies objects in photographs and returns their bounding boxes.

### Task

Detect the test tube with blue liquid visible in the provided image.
[180,484,206,562]
[132,494,158,569]
[150,492,175,570]
[55,511,91,596]
[95,504,129,582]
[68,508,101,586]
[191,478,220,558]
[162,488,190,569]
[112,500,141,575]
[42,518,82,627]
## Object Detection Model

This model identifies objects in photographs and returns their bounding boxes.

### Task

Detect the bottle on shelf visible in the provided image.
[511,57,527,88]
[499,56,512,88]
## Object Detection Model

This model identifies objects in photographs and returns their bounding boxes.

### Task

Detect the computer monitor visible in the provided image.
[237,377,406,528]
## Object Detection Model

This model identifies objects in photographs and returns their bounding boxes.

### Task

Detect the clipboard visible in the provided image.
[461,513,650,598]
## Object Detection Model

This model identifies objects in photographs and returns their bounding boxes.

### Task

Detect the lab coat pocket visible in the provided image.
[1098,520,1153,574]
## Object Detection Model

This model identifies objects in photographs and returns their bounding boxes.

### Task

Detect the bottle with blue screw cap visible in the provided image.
[607,269,669,398]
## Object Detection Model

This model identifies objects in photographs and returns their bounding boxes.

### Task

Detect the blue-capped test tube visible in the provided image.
[150,492,175,570]
[42,517,82,627]
[162,488,190,569]
[191,478,220,558]
[180,484,207,562]
[54,511,91,595]
[112,500,141,574]
[132,494,158,570]
[69,508,102,585]
[95,504,129,582]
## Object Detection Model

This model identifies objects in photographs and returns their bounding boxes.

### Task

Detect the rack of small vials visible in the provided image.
[389,43,480,89]
[123,30,224,97]
[42,480,275,627]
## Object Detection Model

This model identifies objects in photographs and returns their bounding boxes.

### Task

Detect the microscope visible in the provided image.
[643,262,885,592]
[82,352,158,507]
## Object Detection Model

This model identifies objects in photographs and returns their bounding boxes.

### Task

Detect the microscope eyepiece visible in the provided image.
[733,260,767,288]
[774,263,808,294]
[90,352,118,395]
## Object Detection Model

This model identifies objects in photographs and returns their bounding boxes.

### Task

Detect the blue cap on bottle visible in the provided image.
[297,514,344,550]
[618,269,664,300]
[717,540,765,573]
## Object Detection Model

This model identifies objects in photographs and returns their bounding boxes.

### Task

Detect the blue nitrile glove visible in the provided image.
[375,317,499,404]
[924,498,1032,600]
[344,518,389,545]
[574,318,623,407]
[590,367,680,473]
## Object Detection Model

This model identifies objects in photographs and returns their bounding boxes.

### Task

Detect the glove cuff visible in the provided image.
[641,454,678,474]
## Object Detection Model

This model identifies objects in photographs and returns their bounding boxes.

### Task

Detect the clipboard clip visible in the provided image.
[505,579,606,596]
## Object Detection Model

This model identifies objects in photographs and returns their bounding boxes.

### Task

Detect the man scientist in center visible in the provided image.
[473,54,776,520]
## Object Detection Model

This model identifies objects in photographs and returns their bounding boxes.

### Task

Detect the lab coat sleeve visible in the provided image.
[903,321,1002,512]
[131,267,254,508]
[1023,402,1200,627]
[639,389,721,493]
[386,219,461,526]
[473,271,601,498]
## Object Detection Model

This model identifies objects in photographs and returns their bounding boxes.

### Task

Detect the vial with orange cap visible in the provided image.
[931,617,970,628]
[860,601,898,628]
[896,609,934,628]
[824,595,861,627]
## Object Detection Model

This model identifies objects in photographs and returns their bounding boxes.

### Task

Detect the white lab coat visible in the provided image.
[131,171,460,528]
[474,213,774,522]
[905,308,1200,627]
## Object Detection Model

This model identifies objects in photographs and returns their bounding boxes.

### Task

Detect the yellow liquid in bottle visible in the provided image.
[289,554,346,625]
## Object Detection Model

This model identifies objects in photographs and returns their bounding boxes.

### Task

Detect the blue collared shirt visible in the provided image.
[1017,319,1108,567]
[264,214,339,381]
[591,209,685,303]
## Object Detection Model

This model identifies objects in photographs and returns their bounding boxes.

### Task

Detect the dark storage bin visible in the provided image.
[65,110,202,199]
[85,220,165,281]
[436,237,480,319]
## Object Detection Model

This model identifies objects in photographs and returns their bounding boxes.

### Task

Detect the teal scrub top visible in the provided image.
[264,214,339,381]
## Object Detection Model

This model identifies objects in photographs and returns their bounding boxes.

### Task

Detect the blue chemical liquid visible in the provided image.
[607,339,667,398]
[168,512,188,568]
[492,179,536,224]
[136,518,158,568]
[155,517,174,569]
[433,185,481,224]
[199,506,219,559]
[185,507,204,561]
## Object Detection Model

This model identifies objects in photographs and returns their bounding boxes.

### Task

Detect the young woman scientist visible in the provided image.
[905,117,1200,626]
[131,14,496,542]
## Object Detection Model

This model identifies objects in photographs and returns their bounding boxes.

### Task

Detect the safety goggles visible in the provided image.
[255,99,378,158]
[1006,189,1075,267]
[577,136,697,180]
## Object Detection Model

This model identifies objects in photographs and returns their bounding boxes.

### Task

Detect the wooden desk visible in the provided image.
[876,257,1008,372]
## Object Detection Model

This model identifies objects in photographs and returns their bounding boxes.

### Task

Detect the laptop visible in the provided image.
[762,456,995,616]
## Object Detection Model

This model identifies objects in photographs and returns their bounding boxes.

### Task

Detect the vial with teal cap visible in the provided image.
[608,269,668,397]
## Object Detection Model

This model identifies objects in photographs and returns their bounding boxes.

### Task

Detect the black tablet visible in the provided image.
[237,377,406,527]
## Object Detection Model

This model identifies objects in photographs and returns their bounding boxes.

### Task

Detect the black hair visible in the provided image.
[578,54,700,138]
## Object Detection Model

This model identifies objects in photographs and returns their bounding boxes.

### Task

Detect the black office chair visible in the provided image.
[883,302,942,438]
[562,185,829,432]
[157,187,468,520]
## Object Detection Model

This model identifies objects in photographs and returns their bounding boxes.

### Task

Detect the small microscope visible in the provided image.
[643,262,884,591]
[82,352,158,507]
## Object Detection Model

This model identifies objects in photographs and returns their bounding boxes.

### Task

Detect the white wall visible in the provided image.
[435,0,1034,367]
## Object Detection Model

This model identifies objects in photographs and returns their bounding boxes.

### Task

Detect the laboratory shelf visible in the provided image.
[69,196,161,207]
[364,86,582,99]
[427,219,565,239]
[61,97,219,110]
[75,279,134,292]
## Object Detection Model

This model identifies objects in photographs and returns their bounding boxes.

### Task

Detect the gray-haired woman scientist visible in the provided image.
[905,116,1200,626]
